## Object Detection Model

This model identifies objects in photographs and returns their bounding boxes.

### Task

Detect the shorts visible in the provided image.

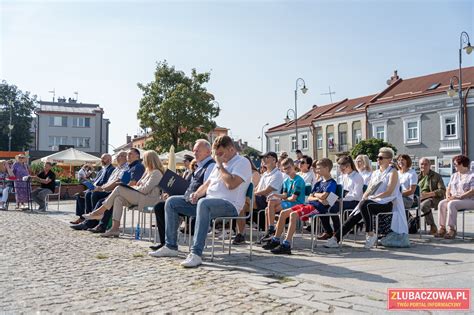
[255,195,268,210]
[281,201,299,209]
[291,204,317,222]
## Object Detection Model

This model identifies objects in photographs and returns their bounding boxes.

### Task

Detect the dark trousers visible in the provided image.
[359,200,393,232]
[322,200,360,234]
[154,201,166,245]
[335,212,363,242]
[90,191,110,212]
[75,193,87,217]
[84,198,113,229]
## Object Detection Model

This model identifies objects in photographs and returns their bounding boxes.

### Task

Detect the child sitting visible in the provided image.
[263,158,336,254]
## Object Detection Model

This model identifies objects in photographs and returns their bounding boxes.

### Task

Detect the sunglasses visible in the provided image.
[377,156,389,160]
[299,160,306,164]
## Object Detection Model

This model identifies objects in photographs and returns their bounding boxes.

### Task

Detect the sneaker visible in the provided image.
[324,236,339,248]
[364,234,378,249]
[232,233,246,245]
[262,238,280,250]
[33,208,46,214]
[180,253,202,268]
[148,246,179,257]
[271,244,292,255]
[258,230,275,244]
[149,244,164,251]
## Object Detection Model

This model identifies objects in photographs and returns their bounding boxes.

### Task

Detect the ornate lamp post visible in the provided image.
[260,122,269,152]
[8,100,14,151]
[456,31,472,154]
[293,78,308,151]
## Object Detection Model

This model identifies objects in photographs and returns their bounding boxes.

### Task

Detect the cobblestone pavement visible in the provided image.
[0,209,319,314]
[1,202,473,314]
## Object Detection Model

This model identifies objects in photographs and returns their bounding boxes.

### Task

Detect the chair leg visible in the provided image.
[222,219,226,253]
[122,208,127,235]
[375,215,379,248]
[188,217,193,252]
[249,212,253,261]
[228,219,233,255]
[211,220,217,262]
[311,216,315,253]
[462,211,465,240]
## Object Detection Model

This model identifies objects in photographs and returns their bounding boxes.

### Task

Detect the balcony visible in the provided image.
[439,139,461,152]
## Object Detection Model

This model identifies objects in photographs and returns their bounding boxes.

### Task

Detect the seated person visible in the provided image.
[83,150,164,237]
[325,147,404,249]
[297,155,317,187]
[77,164,92,182]
[355,155,372,185]
[30,162,56,213]
[0,160,15,210]
[149,139,215,251]
[417,157,445,235]
[149,135,251,268]
[262,158,336,254]
[397,154,418,208]
[71,154,115,224]
[259,158,306,243]
[435,155,474,239]
[70,151,130,231]
[317,156,363,240]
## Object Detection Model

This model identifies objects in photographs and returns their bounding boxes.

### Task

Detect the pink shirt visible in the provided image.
[449,171,474,199]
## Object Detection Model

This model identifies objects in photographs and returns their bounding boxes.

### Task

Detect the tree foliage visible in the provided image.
[0,81,36,151]
[137,61,220,153]
[350,138,397,161]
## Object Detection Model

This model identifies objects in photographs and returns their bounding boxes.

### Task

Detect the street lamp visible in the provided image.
[260,122,269,152]
[446,76,459,98]
[294,78,308,151]
[8,100,14,151]
[450,31,472,155]
[285,109,297,151]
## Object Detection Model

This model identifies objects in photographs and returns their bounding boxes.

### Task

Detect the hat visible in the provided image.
[183,154,194,162]
[279,151,288,158]
[259,152,278,160]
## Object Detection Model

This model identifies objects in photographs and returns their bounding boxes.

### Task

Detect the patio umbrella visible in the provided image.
[40,148,100,166]
[168,145,176,172]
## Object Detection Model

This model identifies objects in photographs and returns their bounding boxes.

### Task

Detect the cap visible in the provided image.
[259,152,278,160]
[183,154,194,162]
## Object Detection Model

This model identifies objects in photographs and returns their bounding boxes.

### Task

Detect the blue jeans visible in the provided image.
[192,198,238,256]
[165,196,197,250]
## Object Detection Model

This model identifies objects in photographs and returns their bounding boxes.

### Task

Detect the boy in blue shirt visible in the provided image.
[259,158,306,243]
[264,158,336,254]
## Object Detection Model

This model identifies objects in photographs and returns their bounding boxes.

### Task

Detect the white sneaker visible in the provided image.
[324,236,339,248]
[180,253,202,268]
[148,246,179,257]
[364,234,378,249]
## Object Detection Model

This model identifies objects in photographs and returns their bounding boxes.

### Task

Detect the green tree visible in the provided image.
[0,81,36,151]
[350,138,397,161]
[137,61,220,152]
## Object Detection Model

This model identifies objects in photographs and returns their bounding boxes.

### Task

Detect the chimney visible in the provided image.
[126,135,131,144]
[386,70,400,85]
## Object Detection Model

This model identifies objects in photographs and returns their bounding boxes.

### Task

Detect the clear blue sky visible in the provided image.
[1,0,473,152]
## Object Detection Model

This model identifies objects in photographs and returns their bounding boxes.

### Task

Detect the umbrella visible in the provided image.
[159,150,194,162]
[40,148,101,166]
[168,145,176,172]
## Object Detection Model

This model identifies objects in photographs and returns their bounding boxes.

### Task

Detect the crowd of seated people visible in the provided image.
[4,133,468,267]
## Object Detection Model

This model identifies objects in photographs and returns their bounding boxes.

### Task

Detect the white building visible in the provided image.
[35,98,109,154]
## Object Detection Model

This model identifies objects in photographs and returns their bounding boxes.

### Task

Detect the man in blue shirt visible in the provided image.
[124,148,145,186]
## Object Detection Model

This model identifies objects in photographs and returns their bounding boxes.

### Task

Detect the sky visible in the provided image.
[1,0,473,153]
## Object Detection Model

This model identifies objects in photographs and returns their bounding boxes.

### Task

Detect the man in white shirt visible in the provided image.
[151,136,252,268]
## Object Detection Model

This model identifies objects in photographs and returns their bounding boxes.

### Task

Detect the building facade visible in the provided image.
[35,98,109,154]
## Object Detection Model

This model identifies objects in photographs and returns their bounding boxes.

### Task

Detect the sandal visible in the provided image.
[434,227,446,238]
[444,229,457,239]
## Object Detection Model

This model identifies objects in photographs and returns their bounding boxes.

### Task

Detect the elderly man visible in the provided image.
[418,157,446,235]
[150,136,251,268]
[70,151,130,231]
[149,139,215,251]
[70,154,115,224]
[31,162,56,213]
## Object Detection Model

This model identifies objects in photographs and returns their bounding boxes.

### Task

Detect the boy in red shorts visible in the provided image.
[263,158,336,254]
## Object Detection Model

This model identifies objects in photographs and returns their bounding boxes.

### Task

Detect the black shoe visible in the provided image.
[258,230,275,244]
[70,222,88,231]
[88,225,106,233]
[232,233,246,245]
[149,244,164,251]
[262,239,280,250]
[271,244,292,255]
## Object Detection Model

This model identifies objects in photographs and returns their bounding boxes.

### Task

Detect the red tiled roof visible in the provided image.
[368,66,474,107]
[319,94,376,119]
[266,102,341,133]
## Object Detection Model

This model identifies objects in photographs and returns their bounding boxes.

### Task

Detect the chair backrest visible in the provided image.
[414,185,420,197]
[54,180,61,193]
[362,184,368,193]
[246,183,254,199]
[335,184,344,198]
[304,184,312,196]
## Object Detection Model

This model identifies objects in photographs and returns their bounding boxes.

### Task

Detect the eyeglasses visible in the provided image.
[377,156,389,160]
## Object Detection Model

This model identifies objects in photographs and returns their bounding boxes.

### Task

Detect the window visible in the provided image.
[376,126,385,140]
[301,134,308,150]
[72,137,90,148]
[327,133,334,149]
[48,136,67,147]
[317,133,323,149]
[273,138,280,152]
[427,83,440,91]
[335,106,347,113]
[72,117,90,127]
[402,115,421,145]
[354,129,362,144]
[353,102,365,110]
[445,117,456,137]
[49,116,67,127]
[339,131,347,145]
[290,136,297,151]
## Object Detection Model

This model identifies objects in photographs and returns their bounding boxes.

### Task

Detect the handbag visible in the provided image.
[407,212,420,234]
